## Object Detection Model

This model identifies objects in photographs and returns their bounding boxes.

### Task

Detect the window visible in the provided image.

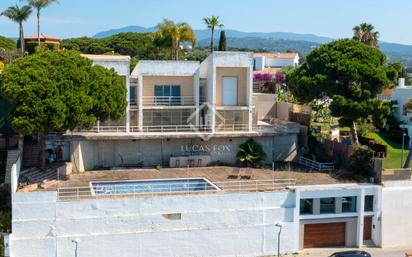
[300,199,313,214]
[320,198,335,214]
[130,86,137,105]
[341,196,357,213]
[154,85,181,105]
[365,195,374,212]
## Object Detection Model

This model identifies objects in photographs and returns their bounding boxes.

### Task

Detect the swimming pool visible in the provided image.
[91,178,220,195]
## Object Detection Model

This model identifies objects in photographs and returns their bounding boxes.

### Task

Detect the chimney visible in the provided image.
[399,78,406,87]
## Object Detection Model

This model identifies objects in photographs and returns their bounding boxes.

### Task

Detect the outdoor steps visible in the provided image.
[20,164,64,184]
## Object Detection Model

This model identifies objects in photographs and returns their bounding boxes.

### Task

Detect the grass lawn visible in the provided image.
[366,132,409,169]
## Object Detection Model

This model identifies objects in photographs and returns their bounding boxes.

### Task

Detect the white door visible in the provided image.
[222,77,238,106]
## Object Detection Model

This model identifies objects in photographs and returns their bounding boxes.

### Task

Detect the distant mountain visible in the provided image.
[198,37,320,53]
[93,26,412,66]
[94,26,156,38]
[94,26,333,43]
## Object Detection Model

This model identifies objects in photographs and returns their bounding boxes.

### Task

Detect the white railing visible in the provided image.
[57,179,296,201]
[75,123,289,134]
[132,125,211,133]
[141,96,204,106]
[298,156,334,172]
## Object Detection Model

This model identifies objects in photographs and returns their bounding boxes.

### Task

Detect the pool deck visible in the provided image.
[59,167,342,187]
[18,166,354,200]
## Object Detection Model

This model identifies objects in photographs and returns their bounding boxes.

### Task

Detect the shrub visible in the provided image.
[237,139,266,167]
[347,146,375,180]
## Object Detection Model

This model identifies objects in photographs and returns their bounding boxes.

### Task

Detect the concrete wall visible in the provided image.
[265,58,296,68]
[381,182,412,247]
[215,67,248,106]
[11,191,298,257]
[71,135,297,171]
[142,76,194,98]
[253,93,277,121]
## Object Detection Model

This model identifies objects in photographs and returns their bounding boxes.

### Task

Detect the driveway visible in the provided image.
[284,246,412,257]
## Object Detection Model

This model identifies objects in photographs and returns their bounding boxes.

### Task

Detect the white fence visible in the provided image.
[57,179,296,201]
[298,156,334,171]
[75,123,290,134]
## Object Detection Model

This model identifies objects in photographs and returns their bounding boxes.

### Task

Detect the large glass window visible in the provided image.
[216,110,249,131]
[342,196,357,213]
[300,199,313,214]
[320,198,335,214]
[154,85,181,105]
[143,109,195,130]
[365,195,374,212]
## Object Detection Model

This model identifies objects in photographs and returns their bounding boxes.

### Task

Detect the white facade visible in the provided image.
[253,53,299,71]
[8,183,386,257]
[381,180,412,247]
[10,191,298,257]
[389,79,412,145]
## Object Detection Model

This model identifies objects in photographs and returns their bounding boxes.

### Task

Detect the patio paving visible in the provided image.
[57,166,344,188]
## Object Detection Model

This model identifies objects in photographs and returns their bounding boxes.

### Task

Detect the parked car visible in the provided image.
[329,251,372,257]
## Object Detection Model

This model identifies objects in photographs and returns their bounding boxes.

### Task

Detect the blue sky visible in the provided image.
[1,0,411,44]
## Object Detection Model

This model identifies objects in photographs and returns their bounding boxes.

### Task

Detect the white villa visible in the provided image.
[253,52,299,74]
[5,52,412,257]
[61,52,300,172]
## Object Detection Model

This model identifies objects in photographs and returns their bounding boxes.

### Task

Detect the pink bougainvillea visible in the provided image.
[253,73,273,81]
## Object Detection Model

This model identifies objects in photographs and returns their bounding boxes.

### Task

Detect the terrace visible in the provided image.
[22,166,347,201]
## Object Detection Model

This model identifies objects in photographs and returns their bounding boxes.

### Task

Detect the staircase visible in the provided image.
[20,164,63,184]
[4,150,20,184]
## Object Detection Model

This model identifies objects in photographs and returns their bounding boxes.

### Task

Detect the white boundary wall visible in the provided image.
[11,191,298,257]
[381,181,412,247]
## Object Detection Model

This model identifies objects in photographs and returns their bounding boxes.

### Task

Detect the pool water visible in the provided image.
[91,178,219,195]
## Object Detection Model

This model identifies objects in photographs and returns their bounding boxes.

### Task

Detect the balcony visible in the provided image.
[142,96,201,107]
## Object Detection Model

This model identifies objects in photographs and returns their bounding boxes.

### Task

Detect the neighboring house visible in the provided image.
[253,52,299,75]
[24,35,61,53]
[390,78,412,138]
[59,51,300,172]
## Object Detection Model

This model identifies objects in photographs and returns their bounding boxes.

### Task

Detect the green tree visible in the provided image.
[185,49,209,62]
[0,51,127,169]
[1,5,32,55]
[347,146,375,180]
[237,139,266,167]
[25,0,59,46]
[203,16,224,52]
[156,19,196,60]
[287,39,391,144]
[218,30,227,51]
[385,62,410,86]
[0,36,16,50]
[353,23,380,48]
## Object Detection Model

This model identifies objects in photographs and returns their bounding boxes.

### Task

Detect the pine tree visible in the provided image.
[218,30,227,51]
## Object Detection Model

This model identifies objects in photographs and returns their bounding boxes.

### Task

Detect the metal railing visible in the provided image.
[298,156,335,172]
[57,179,296,201]
[74,123,289,134]
[140,96,204,106]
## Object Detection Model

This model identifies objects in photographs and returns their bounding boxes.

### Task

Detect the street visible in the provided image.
[281,246,412,257]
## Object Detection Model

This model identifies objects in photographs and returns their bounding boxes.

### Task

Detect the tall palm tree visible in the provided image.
[1,5,32,55]
[26,0,59,46]
[353,23,380,48]
[156,19,196,60]
[203,16,224,52]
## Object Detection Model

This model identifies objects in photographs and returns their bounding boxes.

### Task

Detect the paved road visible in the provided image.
[283,246,412,257]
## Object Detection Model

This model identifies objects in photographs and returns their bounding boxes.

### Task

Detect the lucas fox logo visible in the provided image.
[180,144,231,155]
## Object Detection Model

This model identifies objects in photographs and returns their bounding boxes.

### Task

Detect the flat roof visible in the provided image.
[132,60,200,77]
[253,52,299,59]
[81,54,131,62]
